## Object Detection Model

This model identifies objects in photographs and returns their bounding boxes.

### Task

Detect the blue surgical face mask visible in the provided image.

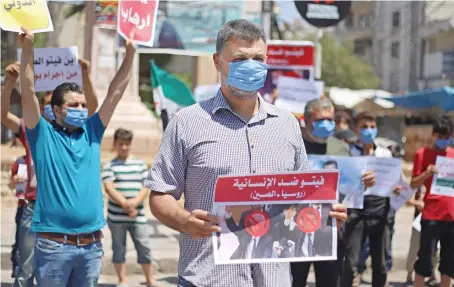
[360,128,377,144]
[312,120,335,139]
[220,58,268,92]
[435,138,452,149]
[44,105,55,121]
[64,108,88,128]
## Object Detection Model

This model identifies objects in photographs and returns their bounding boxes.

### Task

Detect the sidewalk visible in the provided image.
[0,197,429,286]
[0,197,180,286]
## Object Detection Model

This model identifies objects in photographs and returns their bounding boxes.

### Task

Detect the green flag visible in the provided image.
[150,60,196,111]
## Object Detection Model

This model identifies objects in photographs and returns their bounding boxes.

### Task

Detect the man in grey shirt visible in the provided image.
[145,19,347,287]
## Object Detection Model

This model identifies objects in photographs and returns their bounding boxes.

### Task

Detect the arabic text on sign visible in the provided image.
[3,0,36,12]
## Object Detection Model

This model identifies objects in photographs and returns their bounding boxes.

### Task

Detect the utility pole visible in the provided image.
[262,0,273,40]
[84,1,95,62]
[315,29,323,80]
[409,1,421,91]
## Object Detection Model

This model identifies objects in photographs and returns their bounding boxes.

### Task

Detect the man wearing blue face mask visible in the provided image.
[1,58,98,287]
[293,99,375,287]
[342,111,392,287]
[145,19,347,287]
[18,26,136,286]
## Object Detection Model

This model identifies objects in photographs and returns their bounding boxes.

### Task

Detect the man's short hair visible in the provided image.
[335,110,352,125]
[216,19,266,55]
[114,128,133,143]
[323,160,338,169]
[433,114,454,136]
[51,82,83,108]
[303,98,334,121]
[354,111,376,124]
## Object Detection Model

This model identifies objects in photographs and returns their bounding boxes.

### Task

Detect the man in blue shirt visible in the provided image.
[18,27,136,286]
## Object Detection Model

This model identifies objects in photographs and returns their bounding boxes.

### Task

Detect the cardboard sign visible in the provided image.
[0,0,53,33]
[17,46,82,92]
[117,0,159,47]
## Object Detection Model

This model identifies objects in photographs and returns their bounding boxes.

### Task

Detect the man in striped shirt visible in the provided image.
[102,128,157,287]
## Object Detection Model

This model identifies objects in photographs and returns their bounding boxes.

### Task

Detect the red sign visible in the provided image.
[117,0,159,47]
[266,42,315,68]
[214,171,338,203]
[244,211,270,237]
[296,207,321,233]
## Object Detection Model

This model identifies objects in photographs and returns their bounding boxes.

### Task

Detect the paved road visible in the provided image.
[0,198,435,286]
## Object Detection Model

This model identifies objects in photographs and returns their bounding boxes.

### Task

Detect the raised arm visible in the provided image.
[78,58,98,116]
[98,36,136,127]
[18,28,40,129]
[1,62,21,134]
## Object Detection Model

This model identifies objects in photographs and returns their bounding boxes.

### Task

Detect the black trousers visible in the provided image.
[291,260,339,287]
[341,212,388,287]
[414,220,454,278]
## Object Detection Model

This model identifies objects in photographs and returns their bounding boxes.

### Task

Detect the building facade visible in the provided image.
[334,1,454,93]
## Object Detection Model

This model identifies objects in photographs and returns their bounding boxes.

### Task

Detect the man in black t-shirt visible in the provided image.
[291,99,376,287]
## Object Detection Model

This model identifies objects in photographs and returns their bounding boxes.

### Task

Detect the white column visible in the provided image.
[90,26,162,156]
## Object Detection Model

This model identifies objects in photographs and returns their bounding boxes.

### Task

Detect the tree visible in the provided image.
[319,34,380,90]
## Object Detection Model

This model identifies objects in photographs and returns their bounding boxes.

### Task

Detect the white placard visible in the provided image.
[412,213,421,232]
[17,47,82,92]
[390,179,417,210]
[194,84,220,103]
[16,164,28,192]
[364,157,403,197]
[430,156,454,197]
[275,76,323,114]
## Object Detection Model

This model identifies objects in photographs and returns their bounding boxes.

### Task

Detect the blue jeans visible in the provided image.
[178,276,197,287]
[358,216,395,273]
[14,202,36,287]
[11,204,25,277]
[34,236,103,287]
[108,221,152,264]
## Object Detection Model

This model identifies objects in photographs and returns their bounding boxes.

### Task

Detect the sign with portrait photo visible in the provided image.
[212,171,338,264]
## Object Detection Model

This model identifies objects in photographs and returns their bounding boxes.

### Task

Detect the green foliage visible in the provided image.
[34,33,48,48]
[64,3,86,18]
[320,34,380,90]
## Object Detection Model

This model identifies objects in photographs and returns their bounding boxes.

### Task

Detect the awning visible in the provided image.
[385,86,454,111]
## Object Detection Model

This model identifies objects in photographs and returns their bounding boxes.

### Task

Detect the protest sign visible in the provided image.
[16,164,27,192]
[275,76,323,114]
[0,0,53,33]
[213,171,338,264]
[17,46,82,92]
[117,0,159,47]
[95,0,118,29]
[116,0,254,54]
[430,156,454,197]
[412,213,421,232]
[259,41,315,116]
[390,179,416,210]
[308,155,366,209]
[194,84,220,103]
[364,157,402,197]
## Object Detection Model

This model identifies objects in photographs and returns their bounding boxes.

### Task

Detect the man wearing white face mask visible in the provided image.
[146,19,348,287]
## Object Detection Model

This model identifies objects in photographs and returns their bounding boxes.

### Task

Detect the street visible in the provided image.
[0,198,432,286]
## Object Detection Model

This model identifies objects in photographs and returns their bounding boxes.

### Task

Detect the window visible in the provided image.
[354,38,373,56]
[392,11,400,28]
[428,38,436,53]
[359,13,373,28]
[344,14,353,28]
[389,72,399,92]
[391,42,400,58]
